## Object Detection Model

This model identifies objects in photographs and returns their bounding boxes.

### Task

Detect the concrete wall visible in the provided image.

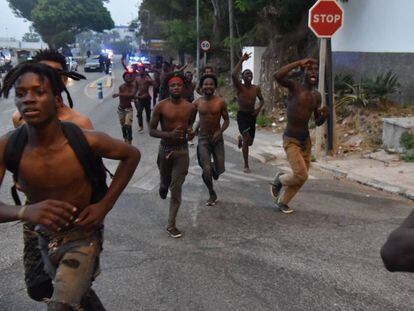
[333,52,414,103]
[242,46,266,85]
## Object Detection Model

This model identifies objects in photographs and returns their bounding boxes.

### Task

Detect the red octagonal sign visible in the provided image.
[309,0,344,38]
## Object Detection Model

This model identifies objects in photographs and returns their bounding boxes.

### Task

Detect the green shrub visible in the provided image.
[217,75,226,88]
[400,131,414,150]
[256,113,271,127]
[227,101,238,118]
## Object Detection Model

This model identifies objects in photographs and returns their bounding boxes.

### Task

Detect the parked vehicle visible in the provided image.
[66,56,78,71]
[0,49,12,73]
[84,57,102,72]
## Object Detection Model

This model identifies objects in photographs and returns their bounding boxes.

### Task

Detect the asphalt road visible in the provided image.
[0,60,413,311]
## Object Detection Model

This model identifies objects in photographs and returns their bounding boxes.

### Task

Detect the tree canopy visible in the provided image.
[138,0,319,67]
[7,0,114,48]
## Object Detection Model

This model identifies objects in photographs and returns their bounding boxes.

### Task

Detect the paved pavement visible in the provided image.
[0,60,414,310]
[224,122,414,201]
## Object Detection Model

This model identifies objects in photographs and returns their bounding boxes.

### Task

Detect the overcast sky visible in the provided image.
[0,0,141,40]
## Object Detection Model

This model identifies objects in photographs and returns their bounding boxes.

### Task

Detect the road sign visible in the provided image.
[309,0,344,38]
[200,40,211,52]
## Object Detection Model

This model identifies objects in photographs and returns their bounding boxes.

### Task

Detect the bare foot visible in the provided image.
[243,167,251,173]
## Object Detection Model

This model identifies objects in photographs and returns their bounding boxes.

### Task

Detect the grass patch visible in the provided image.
[256,113,271,127]
[227,101,238,118]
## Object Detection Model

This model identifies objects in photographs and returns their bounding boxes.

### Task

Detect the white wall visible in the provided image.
[332,0,414,53]
[242,46,266,85]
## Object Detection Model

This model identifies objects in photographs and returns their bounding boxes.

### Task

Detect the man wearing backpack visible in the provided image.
[12,49,93,130]
[0,62,140,310]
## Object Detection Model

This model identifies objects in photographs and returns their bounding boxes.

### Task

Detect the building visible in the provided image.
[332,0,414,102]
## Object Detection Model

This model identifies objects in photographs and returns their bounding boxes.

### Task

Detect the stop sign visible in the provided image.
[309,0,344,38]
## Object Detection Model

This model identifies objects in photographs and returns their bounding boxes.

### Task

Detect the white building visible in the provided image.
[332,0,414,102]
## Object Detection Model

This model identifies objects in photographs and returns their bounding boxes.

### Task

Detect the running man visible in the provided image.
[9,49,98,308]
[12,49,93,130]
[194,74,229,206]
[149,72,195,238]
[134,64,154,132]
[271,58,328,214]
[232,53,265,173]
[113,71,137,144]
[0,62,140,310]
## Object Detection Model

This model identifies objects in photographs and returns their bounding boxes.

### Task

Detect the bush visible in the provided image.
[400,131,414,150]
[217,75,226,88]
[227,101,238,118]
[256,113,271,127]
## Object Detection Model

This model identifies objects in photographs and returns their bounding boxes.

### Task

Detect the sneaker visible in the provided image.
[270,172,284,200]
[275,202,294,214]
[138,126,144,132]
[166,226,182,238]
[206,190,218,206]
[159,187,168,199]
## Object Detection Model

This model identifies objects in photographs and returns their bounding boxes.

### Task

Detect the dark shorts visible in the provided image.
[237,111,256,144]
[197,135,225,176]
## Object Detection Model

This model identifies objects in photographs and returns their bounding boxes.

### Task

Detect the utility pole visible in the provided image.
[196,0,200,81]
[228,0,235,80]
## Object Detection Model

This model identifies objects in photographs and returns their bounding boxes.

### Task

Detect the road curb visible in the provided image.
[313,162,414,200]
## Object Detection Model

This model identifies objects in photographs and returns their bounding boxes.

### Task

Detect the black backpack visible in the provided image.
[4,122,109,205]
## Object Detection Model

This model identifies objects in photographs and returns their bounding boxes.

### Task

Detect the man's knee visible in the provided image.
[27,280,53,301]
[202,167,212,180]
[293,170,308,185]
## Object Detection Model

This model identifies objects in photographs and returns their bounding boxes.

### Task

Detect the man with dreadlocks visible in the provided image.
[0,62,140,310]
[232,52,265,173]
[12,49,93,130]
[149,72,196,238]
[194,74,229,206]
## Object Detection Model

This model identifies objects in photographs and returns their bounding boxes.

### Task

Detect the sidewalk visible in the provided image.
[223,121,414,200]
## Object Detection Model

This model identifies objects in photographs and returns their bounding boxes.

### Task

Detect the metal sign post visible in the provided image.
[309,0,344,158]
[200,40,211,69]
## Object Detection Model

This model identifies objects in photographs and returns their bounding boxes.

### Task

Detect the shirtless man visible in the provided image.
[0,62,140,309]
[271,58,329,214]
[113,71,137,144]
[149,72,195,238]
[134,64,154,132]
[194,74,229,206]
[12,49,93,130]
[9,49,97,308]
[232,53,265,173]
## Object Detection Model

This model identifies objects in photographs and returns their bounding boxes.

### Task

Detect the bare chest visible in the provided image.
[17,144,90,201]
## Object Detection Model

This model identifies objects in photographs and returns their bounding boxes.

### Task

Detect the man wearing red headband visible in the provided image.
[149,73,196,238]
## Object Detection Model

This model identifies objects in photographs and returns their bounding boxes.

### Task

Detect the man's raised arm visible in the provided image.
[232,53,250,88]
[274,58,316,89]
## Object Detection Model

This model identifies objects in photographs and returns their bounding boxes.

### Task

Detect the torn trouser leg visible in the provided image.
[38,228,103,311]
